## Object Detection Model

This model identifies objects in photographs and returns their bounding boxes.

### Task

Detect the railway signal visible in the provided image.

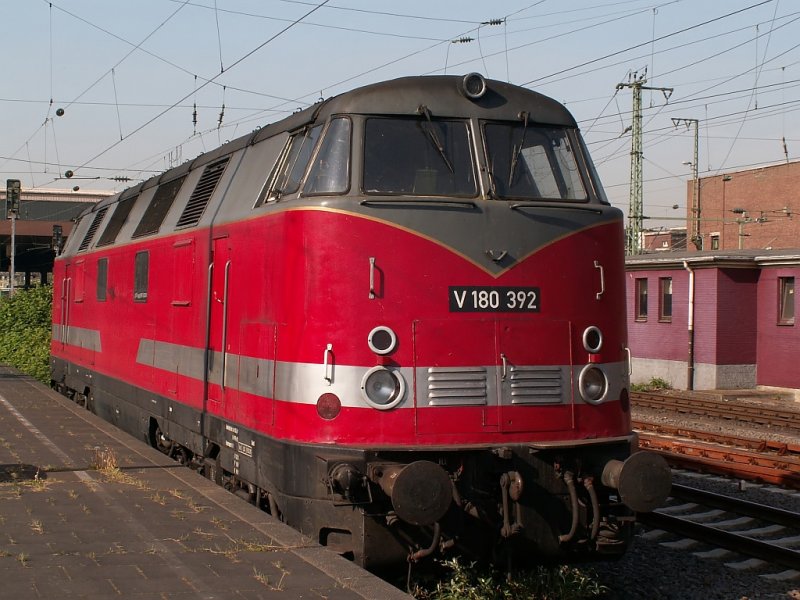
[6,179,21,295]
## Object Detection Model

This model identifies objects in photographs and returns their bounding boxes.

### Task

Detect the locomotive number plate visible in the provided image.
[449,286,540,312]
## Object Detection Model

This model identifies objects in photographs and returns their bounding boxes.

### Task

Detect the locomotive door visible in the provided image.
[207,237,234,415]
[56,264,73,351]
[413,318,499,435]
[496,319,574,433]
[414,318,575,435]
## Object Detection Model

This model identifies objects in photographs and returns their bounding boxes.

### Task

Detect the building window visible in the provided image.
[659,277,673,322]
[134,251,149,303]
[779,277,794,325]
[635,278,648,321]
[97,258,108,302]
[710,233,720,250]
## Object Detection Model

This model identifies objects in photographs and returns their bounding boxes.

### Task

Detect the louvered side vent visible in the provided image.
[176,157,230,229]
[78,207,109,252]
[427,367,488,406]
[96,195,137,247]
[508,366,563,404]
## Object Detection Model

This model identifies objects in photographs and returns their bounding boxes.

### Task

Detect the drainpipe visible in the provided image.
[683,261,695,390]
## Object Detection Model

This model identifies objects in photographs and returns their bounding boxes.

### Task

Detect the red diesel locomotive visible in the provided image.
[51,74,671,570]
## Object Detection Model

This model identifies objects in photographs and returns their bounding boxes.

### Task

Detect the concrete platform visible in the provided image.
[0,366,410,599]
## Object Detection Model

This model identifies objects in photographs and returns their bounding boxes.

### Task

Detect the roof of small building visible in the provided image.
[626,248,800,270]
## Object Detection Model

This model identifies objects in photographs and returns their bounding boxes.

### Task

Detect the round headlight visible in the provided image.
[361,366,406,410]
[579,364,608,404]
[582,326,603,353]
[367,326,397,355]
[459,73,487,100]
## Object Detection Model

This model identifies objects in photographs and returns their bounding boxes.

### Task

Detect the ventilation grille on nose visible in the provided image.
[507,366,563,404]
[427,367,488,406]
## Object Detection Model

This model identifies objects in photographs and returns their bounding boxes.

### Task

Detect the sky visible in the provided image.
[2,0,798,228]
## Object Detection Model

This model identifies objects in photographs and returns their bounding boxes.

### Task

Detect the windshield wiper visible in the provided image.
[417,105,454,174]
[508,111,529,187]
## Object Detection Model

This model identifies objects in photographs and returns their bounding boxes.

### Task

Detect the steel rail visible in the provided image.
[631,391,800,429]
[633,420,800,457]
[637,433,800,489]
[638,509,800,571]
[669,483,800,529]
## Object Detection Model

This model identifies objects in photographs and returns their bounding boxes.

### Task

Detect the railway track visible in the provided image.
[638,483,800,571]
[631,391,800,429]
[631,391,800,488]
[634,421,800,489]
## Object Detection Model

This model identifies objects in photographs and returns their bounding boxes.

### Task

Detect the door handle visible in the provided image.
[594,260,605,300]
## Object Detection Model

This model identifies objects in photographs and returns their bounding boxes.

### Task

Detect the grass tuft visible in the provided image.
[411,559,607,600]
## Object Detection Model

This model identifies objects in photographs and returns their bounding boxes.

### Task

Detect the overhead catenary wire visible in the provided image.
[4,0,796,196]
[65,0,333,180]
[715,0,781,172]
[522,0,775,87]
[111,68,123,141]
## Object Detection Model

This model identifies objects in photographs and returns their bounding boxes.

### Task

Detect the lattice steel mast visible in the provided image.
[617,70,672,255]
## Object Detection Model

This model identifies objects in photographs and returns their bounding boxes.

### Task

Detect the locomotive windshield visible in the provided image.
[484,123,587,201]
[363,117,476,196]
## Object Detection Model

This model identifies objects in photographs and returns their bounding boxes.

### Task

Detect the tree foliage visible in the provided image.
[0,286,52,382]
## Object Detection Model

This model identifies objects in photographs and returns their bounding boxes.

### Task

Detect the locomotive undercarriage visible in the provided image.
[324,444,640,569]
[50,358,659,572]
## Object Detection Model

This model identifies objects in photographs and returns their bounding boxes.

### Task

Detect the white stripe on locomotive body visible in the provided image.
[132,337,626,409]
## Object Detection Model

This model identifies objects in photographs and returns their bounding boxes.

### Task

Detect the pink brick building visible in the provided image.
[626,250,799,391]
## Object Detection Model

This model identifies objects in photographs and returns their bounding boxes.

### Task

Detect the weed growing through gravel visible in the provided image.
[411,559,607,600]
[90,446,141,486]
[252,562,290,591]
[630,377,672,392]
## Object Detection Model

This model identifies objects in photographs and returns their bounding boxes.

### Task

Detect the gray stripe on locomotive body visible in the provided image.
[134,337,626,410]
[52,324,102,352]
[59,75,619,264]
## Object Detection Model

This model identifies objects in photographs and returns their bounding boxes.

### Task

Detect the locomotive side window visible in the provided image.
[484,124,587,201]
[97,258,108,302]
[256,125,322,206]
[97,195,138,247]
[74,259,85,303]
[132,176,186,238]
[134,251,149,303]
[363,117,476,197]
[304,117,351,195]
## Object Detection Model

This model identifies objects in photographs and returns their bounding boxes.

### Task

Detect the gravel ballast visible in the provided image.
[591,394,800,599]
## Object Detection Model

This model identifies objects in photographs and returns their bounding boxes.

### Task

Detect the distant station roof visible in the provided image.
[0,188,115,277]
[1,188,112,221]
